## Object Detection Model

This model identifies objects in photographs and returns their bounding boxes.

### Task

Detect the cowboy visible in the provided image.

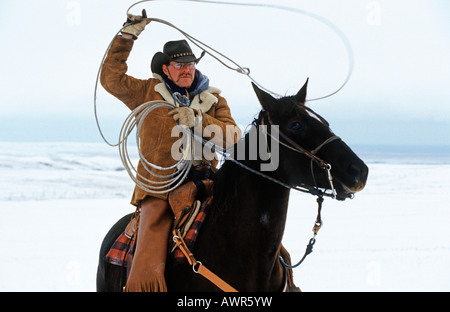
[100,13,241,291]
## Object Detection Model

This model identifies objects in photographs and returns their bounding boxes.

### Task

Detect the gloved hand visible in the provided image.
[122,9,151,40]
[168,107,203,128]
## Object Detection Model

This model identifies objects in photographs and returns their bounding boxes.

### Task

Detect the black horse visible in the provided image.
[96,80,368,292]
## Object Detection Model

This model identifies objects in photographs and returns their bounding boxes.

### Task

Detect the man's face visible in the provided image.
[162,61,196,88]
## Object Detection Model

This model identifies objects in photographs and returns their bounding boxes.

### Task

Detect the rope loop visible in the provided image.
[237,67,251,75]
[125,0,354,100]
[94,0,354,194]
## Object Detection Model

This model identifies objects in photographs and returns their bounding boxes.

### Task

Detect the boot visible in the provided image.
[168,179,214,228]
[124,197,173,292]
[168,181,198,229]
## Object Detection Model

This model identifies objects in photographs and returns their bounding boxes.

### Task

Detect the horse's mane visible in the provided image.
[211,111,267,213]
[271,96,330,127]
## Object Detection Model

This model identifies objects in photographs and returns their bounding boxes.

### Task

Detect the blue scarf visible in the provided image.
[164,70,210,107]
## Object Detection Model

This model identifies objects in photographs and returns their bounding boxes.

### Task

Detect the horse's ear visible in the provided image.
[295,78,309,104]
[252,82,277,112]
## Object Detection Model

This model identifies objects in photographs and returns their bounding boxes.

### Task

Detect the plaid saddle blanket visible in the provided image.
[172,196,212,264]
[104,231,135,267]
[104,196,212,267]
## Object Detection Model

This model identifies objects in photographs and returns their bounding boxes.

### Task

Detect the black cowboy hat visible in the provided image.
[151,40,205,76]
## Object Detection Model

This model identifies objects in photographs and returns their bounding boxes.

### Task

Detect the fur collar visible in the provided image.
[153,73,221,113]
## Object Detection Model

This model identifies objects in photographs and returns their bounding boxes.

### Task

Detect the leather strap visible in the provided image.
[196,265,238,293]
[172,229,238,292]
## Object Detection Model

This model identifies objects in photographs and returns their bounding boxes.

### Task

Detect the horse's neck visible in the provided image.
[213,159,291,236]
[241,167,288,219]
[239,166,290,245]
[209,160,290,290]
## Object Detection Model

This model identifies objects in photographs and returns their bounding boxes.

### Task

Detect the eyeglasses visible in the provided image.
[169,62,196,70]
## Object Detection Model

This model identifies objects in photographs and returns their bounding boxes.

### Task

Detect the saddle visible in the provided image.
[168,178,214,262]
[105,178,214,267]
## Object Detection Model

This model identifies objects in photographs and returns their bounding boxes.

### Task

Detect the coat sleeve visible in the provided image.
[100,36,150,111]
[202,94,242,149]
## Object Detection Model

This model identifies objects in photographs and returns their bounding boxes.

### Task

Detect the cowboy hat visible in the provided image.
[151,40,205,76]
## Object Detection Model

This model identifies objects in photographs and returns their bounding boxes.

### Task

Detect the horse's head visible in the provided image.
[252,79,368,200]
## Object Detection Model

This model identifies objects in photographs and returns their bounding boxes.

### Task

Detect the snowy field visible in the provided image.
[0,142,449,292]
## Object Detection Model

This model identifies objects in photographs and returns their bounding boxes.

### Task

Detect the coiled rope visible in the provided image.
[118,100,194,194]
[94,0,354,194]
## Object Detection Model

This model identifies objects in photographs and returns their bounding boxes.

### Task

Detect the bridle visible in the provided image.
[183,109,354,280]
[258,112,352,273]
[259,113,341,199]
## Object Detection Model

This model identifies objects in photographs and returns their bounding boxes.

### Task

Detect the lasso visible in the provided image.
[94,0,354,194]
[118,100,195,194]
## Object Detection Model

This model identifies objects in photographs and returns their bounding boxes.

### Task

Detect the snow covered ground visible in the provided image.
[0,142,449,292]
[284,162,450,292]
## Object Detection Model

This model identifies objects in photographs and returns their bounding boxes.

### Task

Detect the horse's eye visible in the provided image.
[290,122,303,132]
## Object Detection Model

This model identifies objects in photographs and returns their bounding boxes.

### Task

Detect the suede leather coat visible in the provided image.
[100,36,240,204]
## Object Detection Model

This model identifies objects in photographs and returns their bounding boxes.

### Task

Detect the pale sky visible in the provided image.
[0,0,449,146]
